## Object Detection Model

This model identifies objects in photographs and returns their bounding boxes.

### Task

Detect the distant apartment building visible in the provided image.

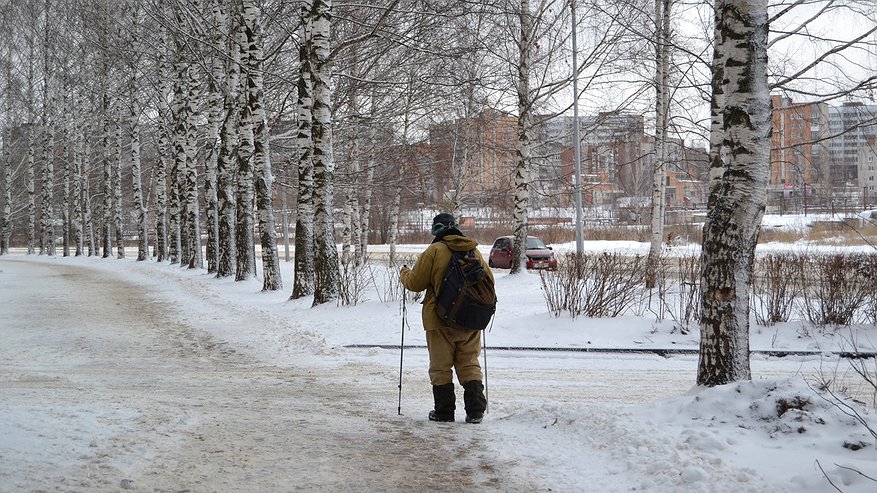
[539,113,708,209]
[769,96,828,194]
[427,109,708,213]
[827,101,877,185]
[767,97,877,211]
[859,137,877,199]
[427,108,518,206]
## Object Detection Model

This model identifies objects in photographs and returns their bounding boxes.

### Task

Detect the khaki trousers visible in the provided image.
[425,326,483,385]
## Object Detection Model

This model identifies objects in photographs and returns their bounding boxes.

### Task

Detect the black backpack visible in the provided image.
[434,245,497,331]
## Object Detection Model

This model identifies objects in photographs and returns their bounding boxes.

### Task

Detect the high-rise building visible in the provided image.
[827,101,877,185]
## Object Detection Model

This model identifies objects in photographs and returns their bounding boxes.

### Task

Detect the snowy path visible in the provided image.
[2,256,865,492]
[0,258,535,492]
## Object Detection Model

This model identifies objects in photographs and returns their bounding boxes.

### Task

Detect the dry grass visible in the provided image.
[759,221,877,246]
[403,215,877,249]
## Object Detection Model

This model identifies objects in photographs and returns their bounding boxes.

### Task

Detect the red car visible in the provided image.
[488,235,558,270]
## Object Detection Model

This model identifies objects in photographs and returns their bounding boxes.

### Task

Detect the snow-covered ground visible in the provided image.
[1,240,875,492]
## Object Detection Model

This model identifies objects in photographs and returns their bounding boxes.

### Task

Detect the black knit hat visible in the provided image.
[430,213,458,236]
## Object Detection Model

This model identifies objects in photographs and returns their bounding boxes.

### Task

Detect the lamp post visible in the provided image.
[571,0,584,254]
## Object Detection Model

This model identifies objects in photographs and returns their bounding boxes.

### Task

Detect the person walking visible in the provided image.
[400,213,491,424]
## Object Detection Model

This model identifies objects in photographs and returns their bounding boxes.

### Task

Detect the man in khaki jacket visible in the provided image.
[400,213,492,423]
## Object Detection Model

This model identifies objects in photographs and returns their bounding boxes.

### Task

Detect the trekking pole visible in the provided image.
[398,285,406,415]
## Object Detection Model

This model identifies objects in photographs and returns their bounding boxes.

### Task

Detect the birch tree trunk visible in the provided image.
[83,124,96,257]
[73,102,84,257]
[243,0,282,291]
[310,0,339,306]
[388,190,400,266]
[99,9,112,259]
[359,121,377,264]
[697,0,770,387]
[40,107,55,256]
[341,132,359,266]
[510,0,533,275]
[101,92,112,258]
[291,5,315,299]
[204,0,225,274]
[130,5,147,261]
[235,20,256,282]
[27,123,36,255]
[0,126,10,255]
[113,113,125,259]
[40,38,55,257]
[216,31,241,278]
[61,77,71,257]
[155,8,171,263]
[646,0,672,288]
[169,60,184,265]
[0,59,10,255]
[183,62,203,270]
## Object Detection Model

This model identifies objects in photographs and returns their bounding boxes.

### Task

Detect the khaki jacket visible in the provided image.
[400,235,495,330]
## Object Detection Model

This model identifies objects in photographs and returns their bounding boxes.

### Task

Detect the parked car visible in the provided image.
[488,235,557,270]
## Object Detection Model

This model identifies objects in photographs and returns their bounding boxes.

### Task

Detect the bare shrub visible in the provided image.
[541,252,646,319]
[752,252,804,326]
[668,254,701,333]
[863,254,877,326]
[800,253,874,326]
[666,223,703,245]
[378,253,420,303]
[338,256,372,306]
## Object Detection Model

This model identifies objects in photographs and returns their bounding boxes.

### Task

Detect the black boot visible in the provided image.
[429,383,455,422]
[463,380,487,424]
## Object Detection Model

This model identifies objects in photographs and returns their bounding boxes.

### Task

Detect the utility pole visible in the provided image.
[571,0,584,254]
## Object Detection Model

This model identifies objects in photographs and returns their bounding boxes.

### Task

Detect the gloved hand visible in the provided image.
[400,265,409,277]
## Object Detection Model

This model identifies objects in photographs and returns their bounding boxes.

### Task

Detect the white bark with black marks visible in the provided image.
[697,0,770,387]
[113,112,125,259]
[155,3,171,263]
[235,20,256,281]
[511,0,533,275]
[243,0,282,291]
[646,0,672,288]
[291,3,315,299]
[310,0,339,306]
[204,0,225,273]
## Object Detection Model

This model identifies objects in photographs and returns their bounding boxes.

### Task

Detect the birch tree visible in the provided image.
[128,4,147,261]
[645,0,672,288]
[291,3,315,299]
[243,0,282,291]
[155,2,172,263]
[181,52,203,269]
[39,2,55,257]
[203,0,224,274]
[25,15,37,255]
[509,0,535,275]
[309,0,339,305]
[0,66,10,255]
[697,0,770,387]
[99,9,113,259]
[72,92,84,256]
[169,2,203,270]
[112,109,124,259]
[1,124,10,255]
[216,13,241,279]
[0,3,9,256]
[60,65,71,257]
[235,18,256,281]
